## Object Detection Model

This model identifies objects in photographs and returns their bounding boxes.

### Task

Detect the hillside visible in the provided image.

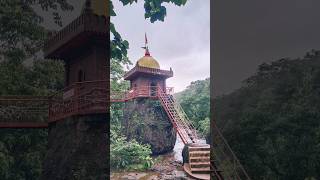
[214,50,320,180]
[175,78,210,137]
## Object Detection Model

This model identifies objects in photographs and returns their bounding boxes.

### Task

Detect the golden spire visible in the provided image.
[137,33,160,69]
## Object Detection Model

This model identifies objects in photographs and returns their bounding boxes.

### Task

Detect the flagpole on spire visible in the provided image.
[143,33,150,56]
[145,32,148,47]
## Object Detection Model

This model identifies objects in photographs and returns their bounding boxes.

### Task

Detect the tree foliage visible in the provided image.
[110,131,153,170]
[175,78,210,137]
[0,1,67,179]
[0,0,73,60]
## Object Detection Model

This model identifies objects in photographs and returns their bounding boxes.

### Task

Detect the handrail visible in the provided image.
[156,85,201,144]
[48,80,108,121]
[212,121,251,180]
[0,96,49,123]
[110,85,174,102]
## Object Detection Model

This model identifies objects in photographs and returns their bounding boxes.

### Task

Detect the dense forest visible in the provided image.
[214,50,320,180]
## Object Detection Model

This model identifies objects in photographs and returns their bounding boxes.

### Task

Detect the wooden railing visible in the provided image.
[110,86,174,102]
[0,82,173,124]
[49,80,108,122]
[156,86,200,144]
[0,96,49,128]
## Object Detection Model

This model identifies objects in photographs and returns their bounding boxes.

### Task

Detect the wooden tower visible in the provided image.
[41,1,109,179]
[44,0,109,121]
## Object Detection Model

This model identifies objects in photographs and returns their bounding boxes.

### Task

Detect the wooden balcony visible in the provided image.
[49,80,109,122]
[110,86,174,102]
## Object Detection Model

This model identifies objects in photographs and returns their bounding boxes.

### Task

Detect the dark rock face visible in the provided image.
[41,114,109,180]
[122,98,176,154]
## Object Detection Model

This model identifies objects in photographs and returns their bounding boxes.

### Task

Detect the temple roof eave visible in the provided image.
[44,10,108,60]
[124,66,173,80]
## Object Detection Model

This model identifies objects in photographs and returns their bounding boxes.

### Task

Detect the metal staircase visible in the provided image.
[157,86,216,179]
[157,86,199,144]
[156,86,250,180]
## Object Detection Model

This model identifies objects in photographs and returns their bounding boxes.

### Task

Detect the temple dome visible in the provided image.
[137,55,160,69]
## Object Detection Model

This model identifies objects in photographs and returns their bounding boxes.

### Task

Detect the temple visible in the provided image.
[123,36,173,99]
[120,37,177,154]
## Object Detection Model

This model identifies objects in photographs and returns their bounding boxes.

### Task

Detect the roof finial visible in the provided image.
[142,33,151,56]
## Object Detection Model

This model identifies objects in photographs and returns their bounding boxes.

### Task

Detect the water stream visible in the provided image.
[172,134,184,162]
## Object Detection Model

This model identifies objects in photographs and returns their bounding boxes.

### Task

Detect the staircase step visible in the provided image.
[189,156,210,162]
[189,151,210,157]
[190,167,211,174]
[189,146,211,151]
[190,161,210,168]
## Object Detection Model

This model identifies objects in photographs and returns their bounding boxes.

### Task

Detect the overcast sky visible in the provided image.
[213,0,320,96]
[112,0,210,92]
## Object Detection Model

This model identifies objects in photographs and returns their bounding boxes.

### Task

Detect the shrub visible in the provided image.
[110,132,153,170]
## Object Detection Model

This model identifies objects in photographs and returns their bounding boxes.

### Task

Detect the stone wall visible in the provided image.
[122,98,176,154]
[41,114,108,180]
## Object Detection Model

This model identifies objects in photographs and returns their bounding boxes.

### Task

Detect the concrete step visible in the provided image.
[190,167,211,174]
[189,156,210,163]
[189,146,210,151]
[190,161,210,168]
[189,151,210,157]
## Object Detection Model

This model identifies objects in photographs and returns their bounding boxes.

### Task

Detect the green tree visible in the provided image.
[175,78,210,137]
[0,1,70,179]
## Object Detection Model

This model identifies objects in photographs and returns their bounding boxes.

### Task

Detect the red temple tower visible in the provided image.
[120,37,176,155]
[124,38,173,98]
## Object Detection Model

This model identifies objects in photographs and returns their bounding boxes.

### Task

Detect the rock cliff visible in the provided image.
[122,98,176,154]
[41,114,109,180]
